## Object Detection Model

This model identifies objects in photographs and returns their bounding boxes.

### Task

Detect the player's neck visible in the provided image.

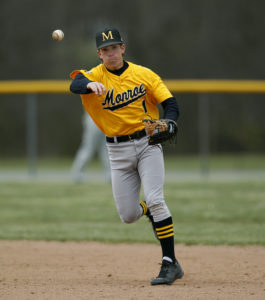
[106,61,129,76]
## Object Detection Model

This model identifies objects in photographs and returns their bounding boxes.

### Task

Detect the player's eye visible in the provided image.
[111,45,120,50]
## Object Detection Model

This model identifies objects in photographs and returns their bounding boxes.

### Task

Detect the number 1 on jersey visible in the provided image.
[142,99,147,113]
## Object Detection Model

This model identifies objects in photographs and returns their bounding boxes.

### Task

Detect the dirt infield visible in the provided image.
[0,241,264,300]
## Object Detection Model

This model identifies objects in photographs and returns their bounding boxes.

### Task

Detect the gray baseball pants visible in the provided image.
[106,136,171,223]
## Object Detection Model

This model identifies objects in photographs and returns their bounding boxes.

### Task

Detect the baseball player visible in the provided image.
[71,112,111,183]
[69,28,184,285]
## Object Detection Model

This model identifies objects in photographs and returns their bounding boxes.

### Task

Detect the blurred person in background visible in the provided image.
[71,112,110,183]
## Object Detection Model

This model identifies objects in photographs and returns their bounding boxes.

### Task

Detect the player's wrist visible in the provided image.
[86,81,94,89]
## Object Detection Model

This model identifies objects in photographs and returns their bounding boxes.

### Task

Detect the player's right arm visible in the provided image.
[70,73,106,96]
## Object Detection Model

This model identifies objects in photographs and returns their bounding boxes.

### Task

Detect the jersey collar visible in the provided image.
[106,61,129,76]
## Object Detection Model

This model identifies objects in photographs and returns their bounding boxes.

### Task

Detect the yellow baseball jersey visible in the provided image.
[70,62,172,137]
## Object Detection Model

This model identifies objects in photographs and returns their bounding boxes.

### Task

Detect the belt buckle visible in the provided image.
[128,135,132,141]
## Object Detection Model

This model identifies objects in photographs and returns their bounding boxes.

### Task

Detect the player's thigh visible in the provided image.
[138,144,165,206]
[107,142,141,221]
[111,168,141,214]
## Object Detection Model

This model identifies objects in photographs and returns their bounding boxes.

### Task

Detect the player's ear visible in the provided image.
[97,49,103,60]
[121,44,126,54]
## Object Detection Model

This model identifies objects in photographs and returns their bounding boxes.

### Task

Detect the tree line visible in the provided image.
[0,0,264,156]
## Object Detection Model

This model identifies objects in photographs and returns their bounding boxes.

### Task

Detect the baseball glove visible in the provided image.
[142,119,178,145]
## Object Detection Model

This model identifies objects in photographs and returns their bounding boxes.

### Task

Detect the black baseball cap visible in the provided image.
[96,28,124,50]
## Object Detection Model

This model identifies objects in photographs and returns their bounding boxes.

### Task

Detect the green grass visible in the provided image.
[1,154,265,170]
[0,181,264,245]
[164,154,265,170]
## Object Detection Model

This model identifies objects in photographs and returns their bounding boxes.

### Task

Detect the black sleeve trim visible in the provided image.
[70,73,93,94]
[161,97,179,121]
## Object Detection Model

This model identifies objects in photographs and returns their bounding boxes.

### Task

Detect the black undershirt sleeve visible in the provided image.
[161,97,179,121]
[70,73,93,94]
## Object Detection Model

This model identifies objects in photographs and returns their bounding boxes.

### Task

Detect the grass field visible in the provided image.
[1,154,265,170]
[0,179,264,245]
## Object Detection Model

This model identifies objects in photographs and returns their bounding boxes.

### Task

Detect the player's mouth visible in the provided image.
[108,57,118,62]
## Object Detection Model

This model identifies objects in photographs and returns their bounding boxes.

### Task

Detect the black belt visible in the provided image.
[106,129,146,143]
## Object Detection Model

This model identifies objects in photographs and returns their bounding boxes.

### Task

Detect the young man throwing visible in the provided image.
[70,27,184,285]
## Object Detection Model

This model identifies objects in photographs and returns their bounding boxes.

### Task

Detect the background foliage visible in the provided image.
[0,0,265,156]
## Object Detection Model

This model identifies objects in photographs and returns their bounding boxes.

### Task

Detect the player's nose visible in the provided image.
[108,50,114,56]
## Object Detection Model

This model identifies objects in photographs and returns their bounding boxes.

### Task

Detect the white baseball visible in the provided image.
[52,29,64,41]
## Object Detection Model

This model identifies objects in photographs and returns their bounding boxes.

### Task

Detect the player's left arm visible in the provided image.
[146,69,179,121]
[142,69,180,144]
[161,97,179,122]
[152,73,179,139]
